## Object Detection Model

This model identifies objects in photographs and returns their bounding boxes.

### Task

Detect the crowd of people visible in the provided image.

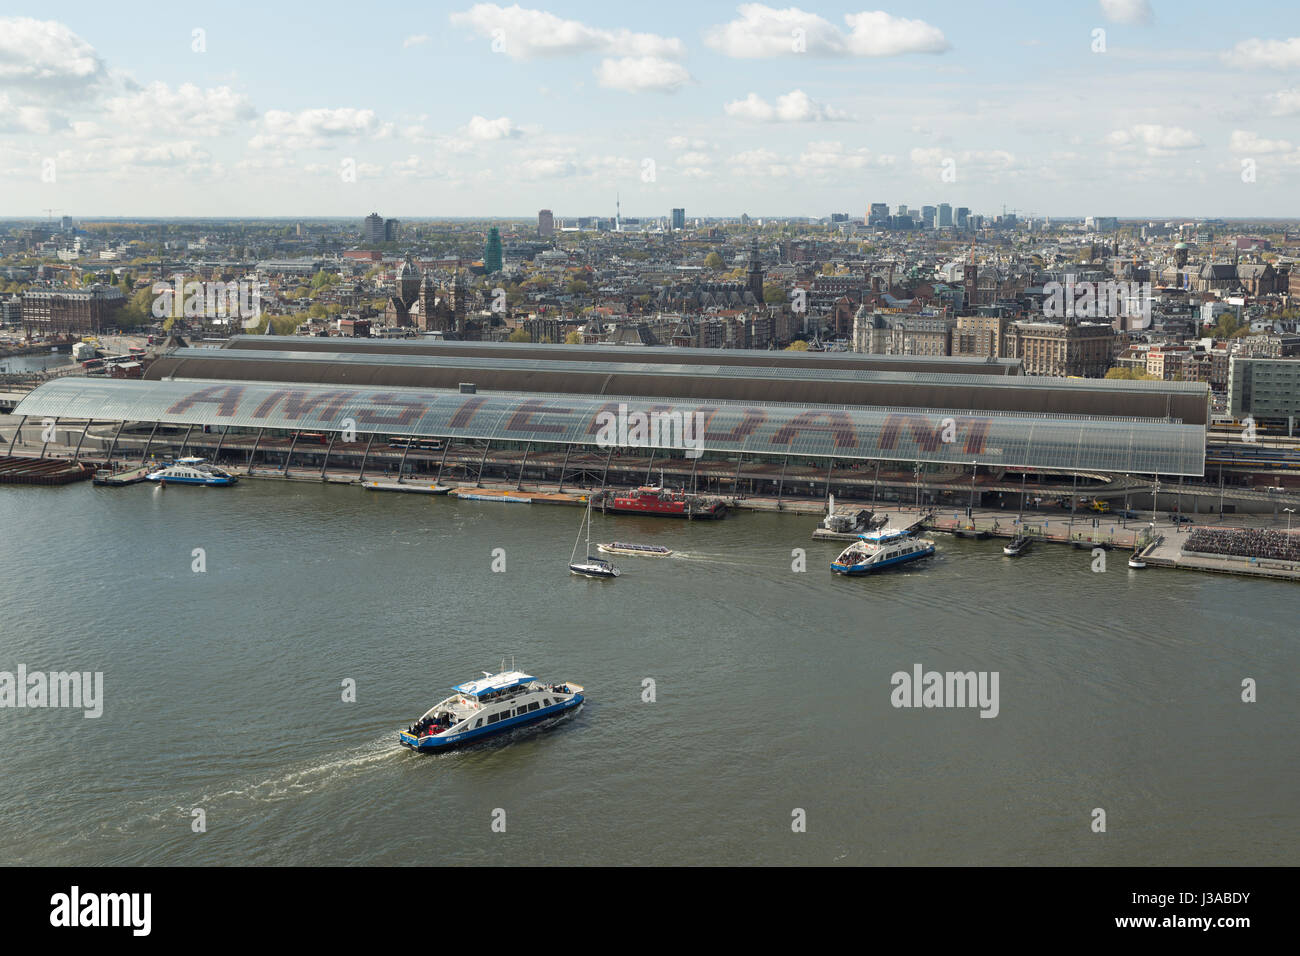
[1186,527,1300,562]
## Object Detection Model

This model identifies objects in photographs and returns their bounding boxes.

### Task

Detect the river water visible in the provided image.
[0,480,1295,865]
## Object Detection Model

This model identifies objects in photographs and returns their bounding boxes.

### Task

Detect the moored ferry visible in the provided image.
[145,457,237,486]
[398,668,584,751]
[831,528,936,575]
[603,485,726,518]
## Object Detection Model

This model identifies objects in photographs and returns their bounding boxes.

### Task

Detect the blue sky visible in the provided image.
[2,1,1299,219]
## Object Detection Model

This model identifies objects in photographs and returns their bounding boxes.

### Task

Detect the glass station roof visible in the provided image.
[14,377,1207,475]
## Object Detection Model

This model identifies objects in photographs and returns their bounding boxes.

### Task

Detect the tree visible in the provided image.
[763,282,786,305]
[786,340,810,351]
[1104,367,1158,381]
[704,252,723,270]
[508,327,532,342]
[564,330,583,344]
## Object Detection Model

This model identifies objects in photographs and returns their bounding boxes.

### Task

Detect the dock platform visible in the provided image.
[92,464,152,486]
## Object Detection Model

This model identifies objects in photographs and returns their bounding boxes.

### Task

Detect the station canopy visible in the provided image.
[14,377,1207,476]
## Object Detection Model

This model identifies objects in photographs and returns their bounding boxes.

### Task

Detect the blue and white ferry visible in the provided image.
[398,668,584,752]
[145,457,237,486]
[831,527,936,575]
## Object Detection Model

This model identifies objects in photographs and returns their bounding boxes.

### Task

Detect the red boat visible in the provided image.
[602,485,727,519]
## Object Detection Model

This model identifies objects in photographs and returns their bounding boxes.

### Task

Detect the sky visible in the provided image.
[1,1,1299,220]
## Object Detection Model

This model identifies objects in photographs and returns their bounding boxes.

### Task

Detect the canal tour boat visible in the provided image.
[596,541,673,557]
[145,457,237,486]
[398,668,584,752]
[831,528,936,575]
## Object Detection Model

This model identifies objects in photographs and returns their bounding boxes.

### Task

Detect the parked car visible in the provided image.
[1170,513,1194,524]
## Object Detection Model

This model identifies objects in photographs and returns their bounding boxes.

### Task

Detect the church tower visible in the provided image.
[747,237,764,301]
[398,256,421,306]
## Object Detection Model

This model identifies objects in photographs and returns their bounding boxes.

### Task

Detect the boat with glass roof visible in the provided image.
[145,457,237,486]
[398,665,584,751]
[831,527,936,575]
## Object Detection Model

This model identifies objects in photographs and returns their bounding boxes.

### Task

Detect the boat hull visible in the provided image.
[146,475,236,486]
[832,543,936,575]
[398,694,583,751]
[596,543,671,557]
[604,499,725,518]
[570,564,620,578]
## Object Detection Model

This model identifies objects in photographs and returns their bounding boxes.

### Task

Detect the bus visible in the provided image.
[289,431,328,444]
[80,358,104,370]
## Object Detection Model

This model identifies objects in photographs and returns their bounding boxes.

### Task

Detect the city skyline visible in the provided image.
[1,2,1299,218]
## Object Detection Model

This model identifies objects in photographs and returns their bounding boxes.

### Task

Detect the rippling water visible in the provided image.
[0,480,1296,865]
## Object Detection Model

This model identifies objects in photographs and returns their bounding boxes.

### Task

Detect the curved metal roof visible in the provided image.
[14,377,1207,476]
[147,348,1211,424]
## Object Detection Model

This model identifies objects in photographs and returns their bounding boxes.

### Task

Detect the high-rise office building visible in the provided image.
[937,204,953,228]
[955,207,970,230]
[484,227,503,274]
[896,205,908,217]
[384,218,400,242]
[921,206,937,227]
[867,203,890,226]
[363,212,385,244]
[671,208,686,230]
[538,209,554,237]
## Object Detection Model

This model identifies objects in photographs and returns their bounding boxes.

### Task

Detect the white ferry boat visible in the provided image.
[398,668,584,752]
[145,457,237,486]
[831,528,936,575]
[597,541,673,557]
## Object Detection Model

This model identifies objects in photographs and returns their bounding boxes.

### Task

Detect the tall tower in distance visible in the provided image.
[747,237,764,301]
[484,227,503,274]
[615,193,621,232]
[671,208,686,231]
[538,209,554,238]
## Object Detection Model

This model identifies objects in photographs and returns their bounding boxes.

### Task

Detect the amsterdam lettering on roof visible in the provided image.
[12,378,1207,475]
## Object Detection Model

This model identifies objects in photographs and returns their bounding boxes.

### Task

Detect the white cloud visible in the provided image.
[910,146,1017,175]
[1105,124,1202,154]
[1099,0,1152,25]
[1228,130,1295,154]
[463,115,523,140]
[595,56,691,93]
[516,156,578,179]
[101,83,256,135]
[798,141,874,169]
[1265,88,1300,116]
[677,151,714,166]
[704,4,948,58]
[0,94,65,134]
[450,4,684,60]
[403,35,430,48]
[250,108,387,150]
[0,17,108,99]
[724,89,849,122]
[667,136,713,150]
[1222,37,1300,70]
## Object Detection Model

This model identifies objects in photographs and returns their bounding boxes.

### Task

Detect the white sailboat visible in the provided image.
[569,496,621,578]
